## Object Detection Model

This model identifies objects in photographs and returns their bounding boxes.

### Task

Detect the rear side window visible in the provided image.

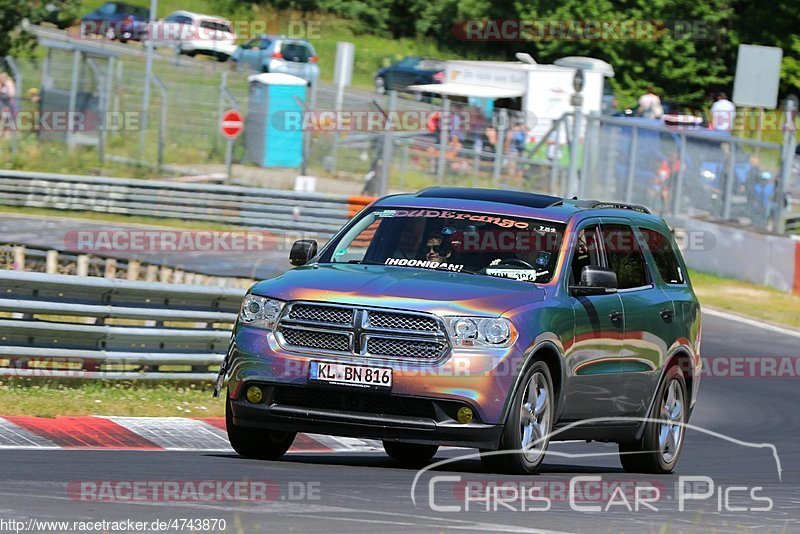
[281,43,312,62]
[641,228,685,284]
[600,224,649,289]
[200,20,231,33]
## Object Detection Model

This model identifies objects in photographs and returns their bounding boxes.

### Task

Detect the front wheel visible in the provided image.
[383,441,438,467]
[225,395,296,460]
[481,360,554,474]
[619,366,687,473]
[374,76,385,95]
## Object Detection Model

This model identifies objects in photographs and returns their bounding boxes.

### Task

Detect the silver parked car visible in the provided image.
[232,35,319,85]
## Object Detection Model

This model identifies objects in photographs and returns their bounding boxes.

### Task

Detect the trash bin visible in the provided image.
[245,73,307,168]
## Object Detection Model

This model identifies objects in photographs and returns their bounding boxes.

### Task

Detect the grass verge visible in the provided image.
[690,269,800,330]
[0,379,224,417]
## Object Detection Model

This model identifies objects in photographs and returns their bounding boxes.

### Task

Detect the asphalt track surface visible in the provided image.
[0,312,797,532]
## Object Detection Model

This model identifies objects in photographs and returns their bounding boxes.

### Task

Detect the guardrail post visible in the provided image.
[45,250,58,274]
[12,246,25,270]
[173,268,185,284]
[145,264,158,282]
[159,267,172,284]
[104,258,117,278]
[126,259,140,281]
[77,255,89,276]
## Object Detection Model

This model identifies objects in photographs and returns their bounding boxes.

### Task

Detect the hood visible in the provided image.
[250,263,545,317]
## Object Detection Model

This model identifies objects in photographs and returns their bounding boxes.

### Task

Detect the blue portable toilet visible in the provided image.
[245,73,307,168]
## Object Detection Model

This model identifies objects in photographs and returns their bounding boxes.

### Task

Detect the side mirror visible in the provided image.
[570,266,618,296]
[289,239,317,266]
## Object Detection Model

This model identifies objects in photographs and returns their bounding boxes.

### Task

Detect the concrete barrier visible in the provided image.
[673,217,800,294]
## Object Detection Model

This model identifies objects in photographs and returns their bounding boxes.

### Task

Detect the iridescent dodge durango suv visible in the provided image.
[216,187,702,474]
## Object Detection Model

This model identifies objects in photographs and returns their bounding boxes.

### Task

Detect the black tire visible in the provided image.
[225,395,295,460]
[481,360,554,474]
[619,365,687,474]
[383,441,438,467]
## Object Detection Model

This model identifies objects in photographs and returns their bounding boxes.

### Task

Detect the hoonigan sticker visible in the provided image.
[384,258,464,272]
[376,209,529,229]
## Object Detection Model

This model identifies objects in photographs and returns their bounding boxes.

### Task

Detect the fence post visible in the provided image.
[378,90,397,196]
[436,97,450,182]
[776,97,797,234]
[722,141,736,220]
[578,113,595,198]
[624,126,638,203]
[493,109,508,183]
[66,49,82,151]
[127,259,140,281]
[4,56,21,159]
[104,258,117,278]
[672,134,687,216]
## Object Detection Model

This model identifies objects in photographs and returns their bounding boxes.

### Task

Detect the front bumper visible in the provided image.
[229,383,503,448]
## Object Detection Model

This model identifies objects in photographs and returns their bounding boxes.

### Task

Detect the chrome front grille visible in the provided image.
[275,302,449,362]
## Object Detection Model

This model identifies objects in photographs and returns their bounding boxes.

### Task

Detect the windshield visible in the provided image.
[319,207,565,284]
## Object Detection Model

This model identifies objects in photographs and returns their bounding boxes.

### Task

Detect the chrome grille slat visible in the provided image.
[288,304,354,326]
[366,337,446,360]
[280,327,350,353]
[276,302,449,362]
[366,311,439,332]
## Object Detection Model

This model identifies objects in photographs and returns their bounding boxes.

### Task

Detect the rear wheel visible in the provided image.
[619,366,687,473]
[225,394,295,460]
[481,361,554,474]
[383,441,438,467]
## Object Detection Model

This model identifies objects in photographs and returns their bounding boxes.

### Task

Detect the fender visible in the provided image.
[499,338,568,426]
[633,345,696,440]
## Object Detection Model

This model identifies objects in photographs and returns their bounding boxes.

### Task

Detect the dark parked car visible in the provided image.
[375,56,445,100]
[218,187,702,475]
[80,1,149,42]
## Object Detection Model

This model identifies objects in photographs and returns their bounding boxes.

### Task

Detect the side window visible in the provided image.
[570,225,602,285]
[600,224,649,289]
[640,228,685,284]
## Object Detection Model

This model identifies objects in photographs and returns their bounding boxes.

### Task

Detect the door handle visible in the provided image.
[609,310,624,324]
[660,308,674,321]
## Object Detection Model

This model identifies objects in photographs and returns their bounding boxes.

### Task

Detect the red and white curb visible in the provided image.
[0,416,383,453]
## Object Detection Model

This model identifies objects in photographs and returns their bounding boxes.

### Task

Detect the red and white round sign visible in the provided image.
[221,109,244,139]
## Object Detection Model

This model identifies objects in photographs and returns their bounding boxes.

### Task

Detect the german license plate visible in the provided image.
[308,361,392,390]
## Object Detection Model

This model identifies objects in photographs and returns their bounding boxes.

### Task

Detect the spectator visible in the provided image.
[507,121,526,183]
[0,72,18,139]
[710,92,736,132]
[638,86,663,119]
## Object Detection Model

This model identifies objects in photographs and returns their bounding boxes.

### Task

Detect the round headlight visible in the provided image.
[263,299,282,320]
[241,295,262,322]
[483,319,511,344]
[453,318,478,339]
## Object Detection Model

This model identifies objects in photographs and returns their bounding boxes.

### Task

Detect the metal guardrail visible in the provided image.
[0,170,374,236]
[0,270,246,380]
[787,215,800,233]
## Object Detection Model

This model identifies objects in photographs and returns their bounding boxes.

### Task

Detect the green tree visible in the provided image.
[0,0,80,58]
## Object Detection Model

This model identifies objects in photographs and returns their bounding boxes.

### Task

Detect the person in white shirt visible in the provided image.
[710,92,736,131]
[637,86,663,119]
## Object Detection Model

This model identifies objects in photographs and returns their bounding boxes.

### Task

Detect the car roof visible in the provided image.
[372,187,665,226]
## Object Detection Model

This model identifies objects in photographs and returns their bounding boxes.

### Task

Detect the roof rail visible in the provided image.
[566,199,652,214]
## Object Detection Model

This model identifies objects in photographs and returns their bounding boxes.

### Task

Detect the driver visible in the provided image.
[424,235,453,263]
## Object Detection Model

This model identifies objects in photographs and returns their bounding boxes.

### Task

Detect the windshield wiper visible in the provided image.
[345,259,386,265]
